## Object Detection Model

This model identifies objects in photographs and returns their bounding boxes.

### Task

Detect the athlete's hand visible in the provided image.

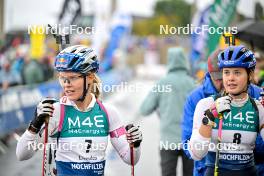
[125,124,142,148]
[215,95,232,114]
[29,98,57,133]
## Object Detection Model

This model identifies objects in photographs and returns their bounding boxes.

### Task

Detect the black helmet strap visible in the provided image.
[77,74,89,102]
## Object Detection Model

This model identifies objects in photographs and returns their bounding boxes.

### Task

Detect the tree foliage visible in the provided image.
[132,0,191,36]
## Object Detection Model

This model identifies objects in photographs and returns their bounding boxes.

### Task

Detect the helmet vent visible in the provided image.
[91,56,97,61]
[236,50,244,59]
[243,56,252,63]
[68,56,79,68]
[221,52,225,60]
[78,48,88,54]
[71,49,77,53]
[228,51,233,60]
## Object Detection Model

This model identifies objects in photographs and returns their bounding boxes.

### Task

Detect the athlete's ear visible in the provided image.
[86,73,95,84]
[87,73,95,79]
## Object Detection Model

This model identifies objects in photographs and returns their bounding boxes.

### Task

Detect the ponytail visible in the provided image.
[91,74,102,100]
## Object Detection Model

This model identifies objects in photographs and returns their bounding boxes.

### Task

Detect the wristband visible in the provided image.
[28,122,40,133]
[210,104,219,118]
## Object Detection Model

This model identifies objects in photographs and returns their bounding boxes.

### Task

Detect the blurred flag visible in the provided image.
[100,12,132,72]
[190,5,211,66]
[58,0,81,26]
[30,26,45,59]
[206,0,239,57]
[190,0,239,73]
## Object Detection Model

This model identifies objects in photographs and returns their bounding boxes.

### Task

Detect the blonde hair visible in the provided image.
[90,74,102,100]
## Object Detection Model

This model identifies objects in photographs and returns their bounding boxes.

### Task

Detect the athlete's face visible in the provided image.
[222,67,248,95]
[58,72,93,101]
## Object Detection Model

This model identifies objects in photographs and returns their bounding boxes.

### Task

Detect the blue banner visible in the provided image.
[100,12,132,72]
[0,81,62,137]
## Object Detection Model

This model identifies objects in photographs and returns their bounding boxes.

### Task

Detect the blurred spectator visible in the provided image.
[23,57,44,85]
[11,44,28,83]
[0,45,8,69]
[254,51,264,87]
[11,54,25,76]
[0,59,22,90]
[143,35,160,66]
[40,56,54,82]
[5,37,22,62]
[0,49,4,70]
[139,47,195,176]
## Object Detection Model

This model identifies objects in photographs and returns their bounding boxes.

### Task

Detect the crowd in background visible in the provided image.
[1,36,264,92]
[0,37,56,91]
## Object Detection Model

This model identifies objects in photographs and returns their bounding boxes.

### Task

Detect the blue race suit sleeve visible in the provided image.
[181,94,196,159]
[248,84,264,166]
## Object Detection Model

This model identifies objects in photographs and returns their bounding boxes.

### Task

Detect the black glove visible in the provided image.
[125,124,142,148]
[28,98,57,133]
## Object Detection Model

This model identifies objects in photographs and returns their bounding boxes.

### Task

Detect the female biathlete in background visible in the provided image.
[189,45,264,176]
[16,45,142,176]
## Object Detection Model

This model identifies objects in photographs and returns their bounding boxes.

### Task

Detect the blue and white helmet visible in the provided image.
[217,45,256,70]
[54,45,99,74]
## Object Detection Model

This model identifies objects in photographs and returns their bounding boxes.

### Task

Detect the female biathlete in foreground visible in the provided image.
[16,45,142,176]
[189,45,264,176]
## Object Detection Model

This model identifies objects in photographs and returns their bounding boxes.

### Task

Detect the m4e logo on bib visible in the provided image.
[63,115,109,137]
[213,110,258,132]
[68,115,105,128]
